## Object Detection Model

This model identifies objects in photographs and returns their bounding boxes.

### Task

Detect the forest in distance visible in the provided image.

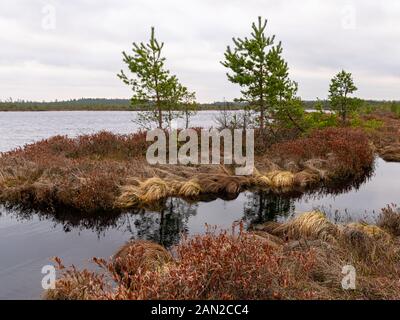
[1,98,400,113]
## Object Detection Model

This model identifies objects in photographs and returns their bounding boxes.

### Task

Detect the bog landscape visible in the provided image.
[2,4,400,301]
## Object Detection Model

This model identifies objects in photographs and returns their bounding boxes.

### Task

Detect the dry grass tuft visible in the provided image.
[252,170,296,190]
[169,180,184,194]
[253,175,272,189]
[179,180,202,198]
[379,145,400,162]
[223,178,243,194]
[339,226,379,261]
[195,175,247,195]
[266,171,295,189]
[268,211,338,242]
[346,223,392,242]
[113,240,173,277]
[294,170,321,188]
[138,177,171,203]
[114,185,141,209]
[377,205,400,237]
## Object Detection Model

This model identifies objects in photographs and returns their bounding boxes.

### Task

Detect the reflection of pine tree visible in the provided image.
[243,192,295,226]
[133,198,198,247]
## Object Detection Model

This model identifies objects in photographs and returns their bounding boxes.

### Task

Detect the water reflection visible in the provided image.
[1,158,399,299]
[3,166,376,248]
[4,198,199,248]
[243,192,295,225]
[132,198,198,247]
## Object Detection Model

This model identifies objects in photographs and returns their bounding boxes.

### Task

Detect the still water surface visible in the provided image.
[0,111,398,299]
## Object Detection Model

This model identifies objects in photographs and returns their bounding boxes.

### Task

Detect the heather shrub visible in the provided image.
[44,209,400,300]
[269,128,374,179]
[9,131,149,161]
[44,258,108,300]
[377,204,400,237]
[254,127,300,155]
[46,228,317,300]
[0,128,375,212]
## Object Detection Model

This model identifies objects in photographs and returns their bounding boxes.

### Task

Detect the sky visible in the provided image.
[1,0,400,103]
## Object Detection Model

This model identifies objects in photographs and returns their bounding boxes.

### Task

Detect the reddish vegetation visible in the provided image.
[45,206,400,300]
[0,128,374,213]
[12,131,149,160]
[0,132,150,212]
[45,226,317,300]
[363,110,400,162]
[269,128,374,179]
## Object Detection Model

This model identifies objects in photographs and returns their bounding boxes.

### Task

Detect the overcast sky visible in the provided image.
[1,0,399,102]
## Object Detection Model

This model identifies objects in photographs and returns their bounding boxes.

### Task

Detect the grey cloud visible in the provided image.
[0,0,399,102]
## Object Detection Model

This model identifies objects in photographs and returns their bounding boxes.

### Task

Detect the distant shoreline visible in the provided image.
[0,108,241,112]
[0,98,243,112]
[0,99,396,112]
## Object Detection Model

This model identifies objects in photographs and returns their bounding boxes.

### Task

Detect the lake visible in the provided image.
[0,111,398,299]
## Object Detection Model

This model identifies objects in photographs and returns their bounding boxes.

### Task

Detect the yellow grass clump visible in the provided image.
[294,170,321,188]
[115,177,173,208]
[138,177,171,203]
[253,175,272,189]
[252,169,295,190]
[347,223,392,242]
[169,180,184,194]
[113,240,173,276]
[114,185,141,209]
[223,179,243,194]
[266,171,295,189]
[179,180,202,198]
[268,211,338,241]
[195,175,246,195]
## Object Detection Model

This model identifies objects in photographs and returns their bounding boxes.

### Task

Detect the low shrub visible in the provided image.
[8,131,149,161]
[377,204,400,237]
[45,226,316,300]
[0,127,375,212]
[269,127,374,179]
[45,207,400,300]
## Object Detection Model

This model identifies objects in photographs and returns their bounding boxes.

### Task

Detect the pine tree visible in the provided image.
[221,17,299,130]
[118,27,192,129]
[266,43,303,131]
[180,89,197,129]
[328,70,358,125]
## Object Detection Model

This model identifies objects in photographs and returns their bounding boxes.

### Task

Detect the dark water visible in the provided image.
[0,111,399,299]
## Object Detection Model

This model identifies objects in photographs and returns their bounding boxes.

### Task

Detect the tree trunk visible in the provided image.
[286,111,305,132]
[157,106,162,129]
[155,76,162,129]
[342,92,348,126]
[260,107,265,129]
